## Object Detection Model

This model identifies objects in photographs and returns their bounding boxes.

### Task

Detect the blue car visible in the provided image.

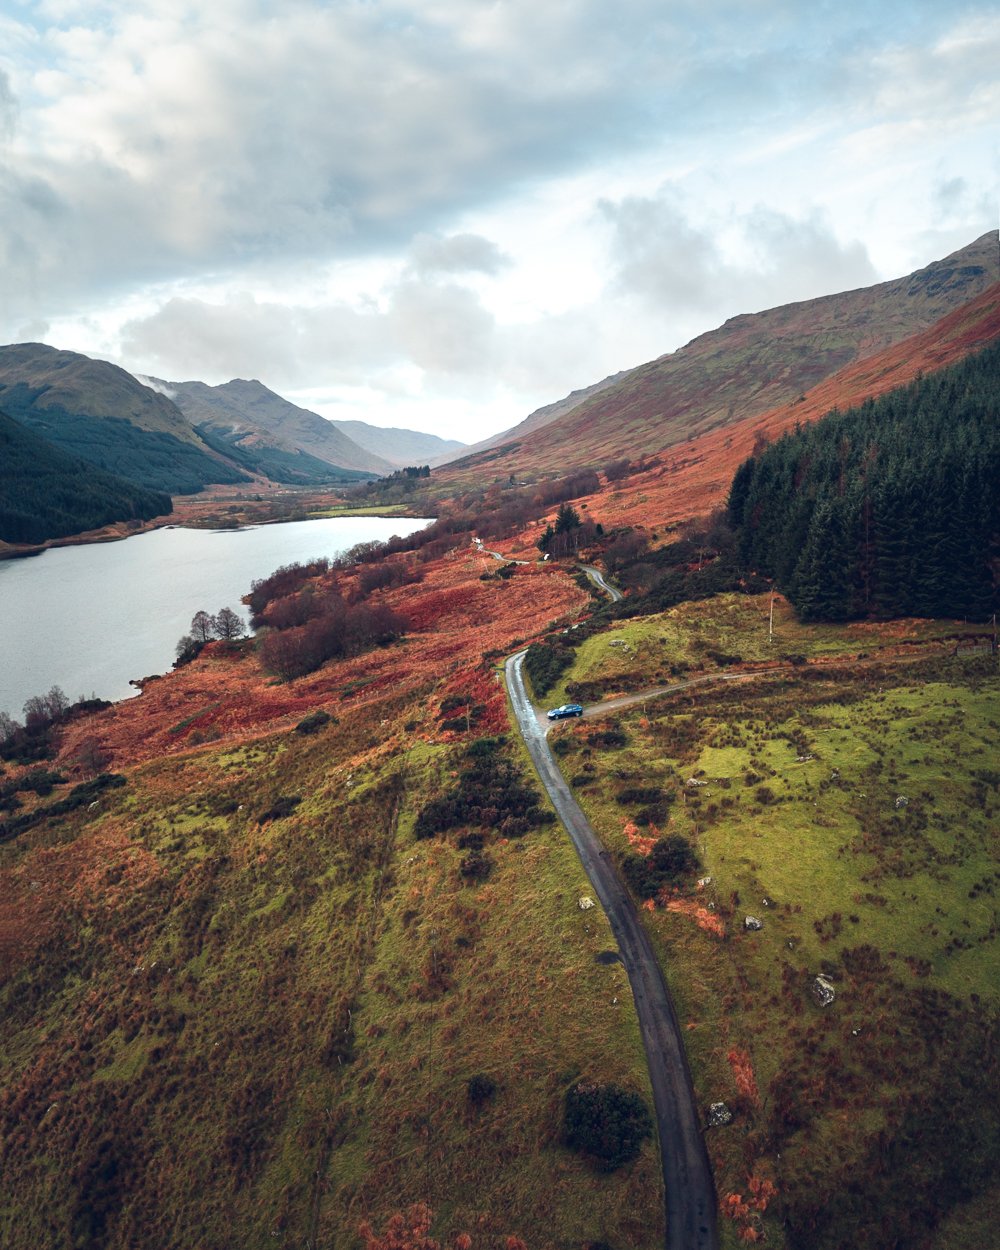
[547,703,584,720]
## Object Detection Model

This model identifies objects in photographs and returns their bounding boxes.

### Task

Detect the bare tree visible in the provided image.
[44,686,70,721]
[0,711,20,747]
[74,736,111,778]
[22,696,50,734]
[213,606,246,641]
[190,610,216,643]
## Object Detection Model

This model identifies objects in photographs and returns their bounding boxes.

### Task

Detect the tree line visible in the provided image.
[0,409,170,545]
[727,341,1000,621]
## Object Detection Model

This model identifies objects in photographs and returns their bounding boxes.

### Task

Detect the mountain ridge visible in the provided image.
[443,230,999,479]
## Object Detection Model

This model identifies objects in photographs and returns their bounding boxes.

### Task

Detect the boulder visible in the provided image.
[812,974,836,1007]
[707,1102,733,1127]
[578,896,596,911]
[744,915,764,931]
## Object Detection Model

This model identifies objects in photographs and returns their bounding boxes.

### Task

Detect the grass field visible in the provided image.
[543,591,992,707]
[0,672,661,1250]
[548,609,1000,1249]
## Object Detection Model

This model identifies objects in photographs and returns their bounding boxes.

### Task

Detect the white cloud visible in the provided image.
[0,0,994,442]
[408,232,510,276]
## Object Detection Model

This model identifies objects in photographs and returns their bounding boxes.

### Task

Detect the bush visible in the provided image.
[459,850,493,882]
[615,786,666,807]
[413,738,550,841]
[259,795,302,822]
[587,728,628,749]
[467,1074,498,1106]
[18,768,66,797]
[294,710,335,735]
[563,1082,652,1171]
[524,641,574,698]
[622,834,701,899]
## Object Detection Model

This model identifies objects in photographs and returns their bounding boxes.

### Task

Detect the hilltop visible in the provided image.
[443,231,999,483]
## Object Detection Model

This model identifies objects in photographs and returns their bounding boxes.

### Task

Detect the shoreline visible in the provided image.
[0,490,422,562]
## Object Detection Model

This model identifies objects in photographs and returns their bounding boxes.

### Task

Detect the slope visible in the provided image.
[142,378,373,485]
[166,378,391,475]
[444,230,999,481]
[330,418,466,468]
[0,345,248,495]
[0,409,171,546]
[591,278,1000,533]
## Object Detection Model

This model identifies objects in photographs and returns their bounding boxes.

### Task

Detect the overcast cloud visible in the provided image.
[1,0,996,439]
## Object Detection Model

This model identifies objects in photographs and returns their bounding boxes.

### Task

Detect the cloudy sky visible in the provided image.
[1,0,996,442]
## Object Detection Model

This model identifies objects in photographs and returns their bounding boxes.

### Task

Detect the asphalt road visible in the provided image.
[579,564,623,602]
[506,649,718,1250]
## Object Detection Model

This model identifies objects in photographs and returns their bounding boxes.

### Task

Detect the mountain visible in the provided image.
[458,372,629,462]
[329,419,466,468]
[443,231,999,480]
[160,378,391,476]
[0,409,171,546]
[585,277,1000,534]
[140,378,375,485]
[0,344,248,495]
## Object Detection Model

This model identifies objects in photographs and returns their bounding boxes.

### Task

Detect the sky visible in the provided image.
[0,1,997,443]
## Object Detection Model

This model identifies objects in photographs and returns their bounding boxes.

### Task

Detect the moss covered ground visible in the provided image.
[549,606,999,1250]
[0,669,659,1250]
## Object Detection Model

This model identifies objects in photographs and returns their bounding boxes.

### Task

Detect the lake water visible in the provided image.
[0,516,431,720]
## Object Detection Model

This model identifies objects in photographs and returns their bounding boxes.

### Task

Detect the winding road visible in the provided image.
[579,564,623,602]
[505,650,718,1250]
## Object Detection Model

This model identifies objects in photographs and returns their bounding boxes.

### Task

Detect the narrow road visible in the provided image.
[579,564,623,602]
[506,650,718,1250]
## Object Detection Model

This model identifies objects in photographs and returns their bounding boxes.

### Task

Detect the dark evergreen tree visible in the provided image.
[727,340,1000,622]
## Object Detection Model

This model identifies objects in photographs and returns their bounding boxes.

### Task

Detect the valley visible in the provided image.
[0,235,998,1250]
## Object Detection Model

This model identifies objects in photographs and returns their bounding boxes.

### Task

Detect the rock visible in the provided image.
[761,896,776,908]
[578,896,596,911]
[697,876,712,888]
[744,915,764,931]
[895,795,909,809]
[811,974,836,1007]
[707,1102,733,1127]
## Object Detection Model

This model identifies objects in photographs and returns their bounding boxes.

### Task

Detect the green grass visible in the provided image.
[0,681,661,1250]
[545,591,990,706]
[552,627,1000,1249]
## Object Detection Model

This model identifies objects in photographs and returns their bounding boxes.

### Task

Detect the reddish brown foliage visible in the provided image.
[358,1203,477,1250]
[726,1048,761,1107]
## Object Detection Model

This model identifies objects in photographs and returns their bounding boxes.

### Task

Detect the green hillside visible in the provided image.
[196,422,372,485]
[0,410,171,545]
[0,345,248,495]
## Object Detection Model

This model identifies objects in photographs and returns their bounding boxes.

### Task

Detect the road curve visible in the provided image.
[506,650,718,1250]
[579,564,623,602]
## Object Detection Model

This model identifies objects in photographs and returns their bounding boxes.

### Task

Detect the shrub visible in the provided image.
[467,1074,498,1106]
[622,834,701,898]
[587,728,628,749]
[563,1082,652,1171]
[413,738,550,841]
[294,710,335,735]
[615,786,666,807]
[524,641,574,698]
[259,795,302,823]
[18,768,66,796]
[459,850,493,882]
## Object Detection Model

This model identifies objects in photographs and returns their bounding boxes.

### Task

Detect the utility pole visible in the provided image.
[768,590,775,642]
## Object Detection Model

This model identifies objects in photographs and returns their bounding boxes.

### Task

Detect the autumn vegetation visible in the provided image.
[1,289,999,1249]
